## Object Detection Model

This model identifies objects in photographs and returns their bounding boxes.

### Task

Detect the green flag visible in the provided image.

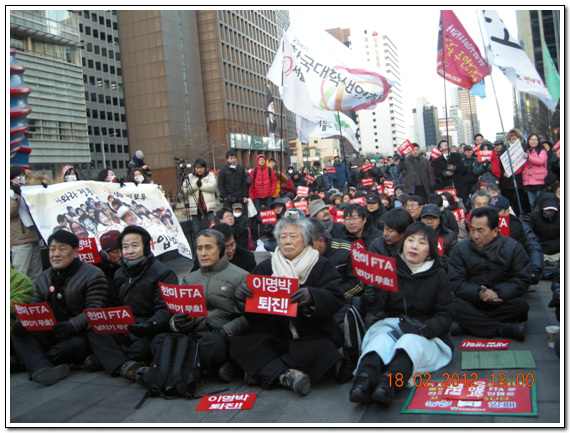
[542,39,560,104]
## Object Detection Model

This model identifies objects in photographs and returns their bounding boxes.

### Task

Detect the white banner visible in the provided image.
[20,181,192,260]
[499,139,527,177]
[478,10,555,111]
[267,13,393,122]
[296,111,360,152]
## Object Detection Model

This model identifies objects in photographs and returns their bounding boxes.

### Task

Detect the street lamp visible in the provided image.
[101,132,116,169]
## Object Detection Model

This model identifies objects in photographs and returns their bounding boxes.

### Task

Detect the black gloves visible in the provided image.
[170,313,194,333]
[290,288,314,308]
[52,321,74,339]
[399,315,428,337]
[235,283,253,303]
[363,285,377,306]
[196,179,202,188]
[11,320,26,337]
[127,321,156,338]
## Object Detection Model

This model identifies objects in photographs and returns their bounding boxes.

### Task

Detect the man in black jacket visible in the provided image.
[523,193,560,261]
[365,193,387,231]
[448,207,531,340]
[341,204,382,250]
[397,143,435,202]
[218,150,249,212]
[368,208,414,258]
[212,223,257,273]
[85,226,177,380]
[11,230,108,385]
[308,199,344,239]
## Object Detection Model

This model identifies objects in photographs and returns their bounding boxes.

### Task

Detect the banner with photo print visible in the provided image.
[20,181,192,260]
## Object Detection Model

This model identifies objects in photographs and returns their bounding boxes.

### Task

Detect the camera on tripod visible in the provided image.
[174,157,190,175]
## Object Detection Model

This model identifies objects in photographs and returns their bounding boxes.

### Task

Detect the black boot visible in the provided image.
[350,373,376,403]
[372,350,413,405]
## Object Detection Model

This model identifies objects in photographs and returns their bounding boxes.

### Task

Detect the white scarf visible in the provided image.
[399,253,434,275]
[271,245,319,285]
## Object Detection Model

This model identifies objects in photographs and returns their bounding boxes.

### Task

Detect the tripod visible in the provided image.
[172,159,204,259]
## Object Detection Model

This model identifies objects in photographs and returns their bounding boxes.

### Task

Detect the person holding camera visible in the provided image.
[184,158,218,237]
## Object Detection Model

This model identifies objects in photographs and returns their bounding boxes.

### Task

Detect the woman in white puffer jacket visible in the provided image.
[184,158,218,235]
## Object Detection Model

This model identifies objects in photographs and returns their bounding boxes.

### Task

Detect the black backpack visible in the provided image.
[135,333,202,408]
[343,304,366,366]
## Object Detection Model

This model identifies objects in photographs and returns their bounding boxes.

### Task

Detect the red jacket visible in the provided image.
[249,155,277,199]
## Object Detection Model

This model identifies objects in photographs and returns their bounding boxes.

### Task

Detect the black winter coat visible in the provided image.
[433,153,467,199]
[397,155,435,196]
[33,261,108,334]
[243,256,345,347]
[369,236,397,258]
[230,246,257,273]
[448,235,531,304]
[113,256,177,332]
[524,209,560,255]
[362,255,454,350]
[341,225,383,250]
[325,238,364,297]
[218,162,249,203]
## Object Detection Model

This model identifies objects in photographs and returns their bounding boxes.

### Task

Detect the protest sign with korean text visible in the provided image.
[84,306,135,334]
[459,339,510,350]
[13,302,57,331]
[477,150,494,162]
[77,237,102,264]
[383,180,394,189]
[336,209,345,223]
[245,275,299,317]
[305,174,316,184]
[552,140,560,153]
[375,184,384,194]
[285,200,293,210]
[398,139,414,156]
[195,393,257,411]
[20,181,192,260]
[351,240,397,292]
[362,163,373,172]
[318,192,325,199]
[500,139,526,177]
[361,178,374,187]
[438,238,444,256]
[350,197,367,207]
[325,167,336,174]
[159,283,208,317]
[451,208,466,224]
[430,147,442,160]
[259,210,278,225]
[293,200,308,214]
[296,186,309,197]
[436,188,457,198]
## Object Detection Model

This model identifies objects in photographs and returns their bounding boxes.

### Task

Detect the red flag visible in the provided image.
[437,10,490,90]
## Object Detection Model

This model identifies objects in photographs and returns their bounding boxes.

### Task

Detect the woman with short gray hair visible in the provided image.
[231,216,345,396]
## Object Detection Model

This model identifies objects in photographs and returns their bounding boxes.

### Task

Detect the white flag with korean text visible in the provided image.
[267,13,393,122]
[478,10,555,111]
[296,110,360,152]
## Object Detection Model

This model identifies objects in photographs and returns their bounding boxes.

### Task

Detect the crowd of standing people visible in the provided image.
[10,131,561,406]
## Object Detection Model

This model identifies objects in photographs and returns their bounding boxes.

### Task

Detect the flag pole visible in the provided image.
[476,11,524,215]
[336,111,346,163]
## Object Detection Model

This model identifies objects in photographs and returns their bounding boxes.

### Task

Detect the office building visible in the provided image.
[79,10,129,179]
[457,88,480,143]
[423,104,441,148]
[10,10,90,179]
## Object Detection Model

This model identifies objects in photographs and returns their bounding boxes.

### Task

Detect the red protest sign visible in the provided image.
[296,186,309,196]
[349,197,367,207]
[459,339,510,350]
[362,163,373,172]
[336,209,345,223]
[318,192,325,199]
[498,215,510,237]
[159,283,208,316]
[402,380,535,416]
[436,188,457,198]
[305,174,316,184]
[472,143,481,155]
[430,147,442,160]
[84,306,135,334]
[325,167,336,174]
[13,302,57,331]
[553,140,560,153]
[383,180,394,188]
[376,185,384,194]
[78,238,101,264]
[285,200,293,209]
[293,200,308,214]
[209,220,215,228]
[351,240,397,292]
[259,210,278,224]
[397,139,414,156]
[245,274,299,317]
[451,208,466,224]
[385,188,394,196]
[196,393,257,411]
[437,238,444,256]
[478,150,494,162]
[361,178,374,187]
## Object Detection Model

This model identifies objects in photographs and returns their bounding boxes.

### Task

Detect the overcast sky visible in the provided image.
[291,6,522,142]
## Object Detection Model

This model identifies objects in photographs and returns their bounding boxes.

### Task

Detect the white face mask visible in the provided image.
[65,175,77,182]
[442,199,450,207]
[17,176,26,185]
[135,176,144,183]
[233,211,242,218]
[288,169,293,174]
